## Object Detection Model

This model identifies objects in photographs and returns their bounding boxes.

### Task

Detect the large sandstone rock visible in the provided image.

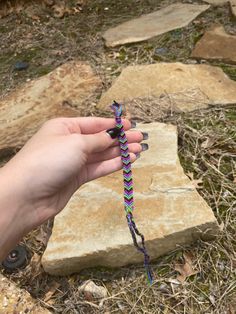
[0,61,101,153]
[97,63,236,111]
[191,25,236,64]
[0,274,51,313]
[103,3,210,47]
[42,122,219,275]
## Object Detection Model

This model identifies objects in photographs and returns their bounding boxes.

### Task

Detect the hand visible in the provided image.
[0,117,144,259]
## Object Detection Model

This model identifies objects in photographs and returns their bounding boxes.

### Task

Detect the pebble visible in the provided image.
[14,61,29,71]
[155,47,168,56]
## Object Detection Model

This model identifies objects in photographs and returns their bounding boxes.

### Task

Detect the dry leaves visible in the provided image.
[43,281,61,303]
[24,252,42,279]
[78,280,108,300]
[35,224,51,246]
[174,253,198,283]
[0,0,86,19]
[0,0,23,18]
[201,136,216,149]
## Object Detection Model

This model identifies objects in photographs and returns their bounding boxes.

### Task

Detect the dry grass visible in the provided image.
[3,104,235,314]
[0,0,236,313]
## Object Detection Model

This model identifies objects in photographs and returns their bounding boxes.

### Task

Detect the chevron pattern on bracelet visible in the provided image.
[111,100,153,284]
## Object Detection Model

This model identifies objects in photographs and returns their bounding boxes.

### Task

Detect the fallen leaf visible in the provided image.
[166,278,181,285]
[43,281,60,302]
[191,178,203,189]
[174,253,198,283]
[208,148,219,155]
[31,15,40,21]
[228,303,235,314]
[78,280,108,299]
[44,0,54,6]
[52,4,66,18]
[25,253,42,279]
[186,172,203,189]
[201,137,215,149]
[0,0,33,19]
[209,294,216,306]
[219,221,224,231]
[35,225,51,246]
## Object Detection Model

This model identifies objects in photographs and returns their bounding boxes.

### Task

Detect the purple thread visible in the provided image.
[111,101,153,284]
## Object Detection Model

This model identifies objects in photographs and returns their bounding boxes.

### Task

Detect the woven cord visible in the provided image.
[111,101,153,284]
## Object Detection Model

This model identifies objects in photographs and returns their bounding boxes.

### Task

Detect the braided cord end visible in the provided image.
[111,100,122,118]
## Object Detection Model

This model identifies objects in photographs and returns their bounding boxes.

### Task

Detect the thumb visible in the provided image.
[83,127,120,153]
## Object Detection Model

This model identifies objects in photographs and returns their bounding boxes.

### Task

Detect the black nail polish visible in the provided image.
[130,120,136,128]
[141,132,149,140]
[135,153,141,159]
[106,127,121,139]
[141,143,149,151]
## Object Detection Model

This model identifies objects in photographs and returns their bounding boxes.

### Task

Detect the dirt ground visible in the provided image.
[0,0,236,313]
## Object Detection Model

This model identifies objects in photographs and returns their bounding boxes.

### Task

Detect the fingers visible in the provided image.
[87,143,142,163]
[85,153,138,182]
[81,128,144,154]
[81,130,116,154]
[59,117,133,134]
[111,130,144,146]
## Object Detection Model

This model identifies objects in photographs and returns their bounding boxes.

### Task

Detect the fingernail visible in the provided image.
[130,120,136,128]
[141,143,149,151]
[135,153,141,159]
[106,127,121,139]
[141,132,149,140]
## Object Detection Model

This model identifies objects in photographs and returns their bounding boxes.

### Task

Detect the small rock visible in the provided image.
[103,3,210,47]
[78,280,108,299]
[186,59,198,64]
[154,47,168,56]
[14,61,29,71]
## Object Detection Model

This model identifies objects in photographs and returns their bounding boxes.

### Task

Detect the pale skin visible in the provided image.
[0,117,144,261]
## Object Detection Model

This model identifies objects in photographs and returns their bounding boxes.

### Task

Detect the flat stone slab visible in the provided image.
[191,25,236,64]
[42,122,219,275]
[0,274,50,313]
[97,63,236,112]
[103,3,210,47]
[0,61,101,153]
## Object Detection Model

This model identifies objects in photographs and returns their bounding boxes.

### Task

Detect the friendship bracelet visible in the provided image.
[111,101,153,284]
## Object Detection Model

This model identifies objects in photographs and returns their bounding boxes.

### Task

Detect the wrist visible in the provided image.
[0,165,33,261]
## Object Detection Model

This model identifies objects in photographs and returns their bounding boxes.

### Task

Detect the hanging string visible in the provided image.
[111,100,153,284]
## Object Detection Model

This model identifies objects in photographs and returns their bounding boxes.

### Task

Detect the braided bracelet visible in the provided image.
[111,101,153,284]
